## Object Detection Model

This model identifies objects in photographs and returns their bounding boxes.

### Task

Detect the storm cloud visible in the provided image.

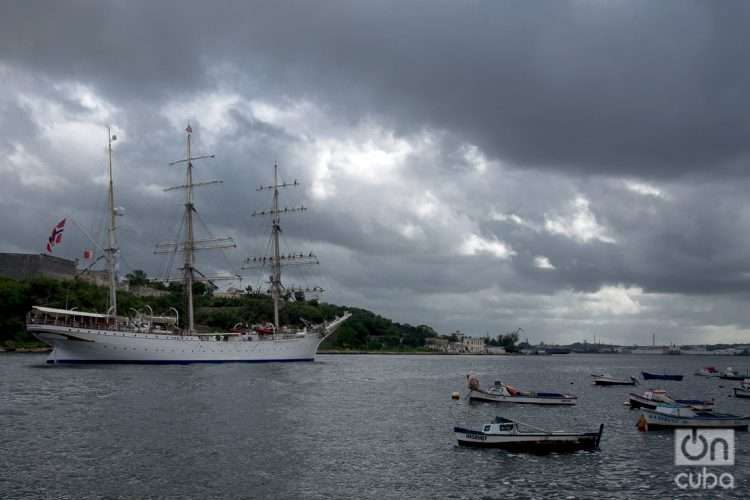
[2,1,750,344]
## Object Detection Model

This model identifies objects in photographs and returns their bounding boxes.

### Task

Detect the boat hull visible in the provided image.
[28,317,349,364]
[734,388,750,399]
[641,372,683,381]
[628,394,713,411]
[454,427,601,452]
[594,379,637,386]
[468,390,577,405]
[638,409,750,430]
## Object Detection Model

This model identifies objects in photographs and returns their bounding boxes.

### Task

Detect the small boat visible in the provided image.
[466,377,577,405]
[720,367,748,381]
[637,406,750,431]
[694,366,719,377]
[734,380,750,399]
[627,389,714,411]
[543,347,571,355]
[591,373,638,386]
[642,371,683,381]
[454,417,604,452]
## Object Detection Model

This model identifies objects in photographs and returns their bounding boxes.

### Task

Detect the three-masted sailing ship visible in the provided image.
[26,126,350,363]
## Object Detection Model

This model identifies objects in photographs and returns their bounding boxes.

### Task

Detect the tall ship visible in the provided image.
[26,126,350,364]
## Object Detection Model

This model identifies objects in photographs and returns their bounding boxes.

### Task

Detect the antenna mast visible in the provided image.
[105,126,119,323]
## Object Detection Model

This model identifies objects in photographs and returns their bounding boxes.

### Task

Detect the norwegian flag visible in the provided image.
[185,124,192,134]
[45,219,66,253]
[83,249,93,259]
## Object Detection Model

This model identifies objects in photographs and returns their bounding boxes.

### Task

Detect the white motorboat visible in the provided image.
[694,366,720,377]
[592,373,638,386]
[734,379,750,399]
[627,389,714,411]
[637,406,750,431]
[454,417,603,452]
[467,377,577,405]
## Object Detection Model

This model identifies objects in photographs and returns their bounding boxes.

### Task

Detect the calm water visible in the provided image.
[1,353,749,499]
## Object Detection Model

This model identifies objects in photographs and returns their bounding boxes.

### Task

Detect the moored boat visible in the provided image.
[592,373,638,386]
[641,371,683,381]
[627,389,714,411]
[734,379,750,399]
[720,367,748,381]
[454,417,603,452]
[694,366,719,377]
[466,376,577,405]
[637,406,750,431]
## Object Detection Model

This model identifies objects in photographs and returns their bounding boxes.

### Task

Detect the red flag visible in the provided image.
[186,124,192,134]
[83,249,93,259]
[46,218,66,253]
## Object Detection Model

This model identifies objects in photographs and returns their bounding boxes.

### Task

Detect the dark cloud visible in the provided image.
[2,2,750,342]
[4,1,750,177]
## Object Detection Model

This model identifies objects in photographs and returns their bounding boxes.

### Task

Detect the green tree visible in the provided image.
[125,269,149,287]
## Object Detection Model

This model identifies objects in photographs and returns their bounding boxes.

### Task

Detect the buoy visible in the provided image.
[637,415,647,432]
[451,392,460,400]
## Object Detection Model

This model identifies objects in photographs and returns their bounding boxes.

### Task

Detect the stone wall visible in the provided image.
[0,253,77,280]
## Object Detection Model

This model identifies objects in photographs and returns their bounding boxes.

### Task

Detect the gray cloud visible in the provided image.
[2,2,750,343]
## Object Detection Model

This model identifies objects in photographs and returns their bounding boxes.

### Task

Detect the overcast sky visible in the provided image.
[2,1,750,344]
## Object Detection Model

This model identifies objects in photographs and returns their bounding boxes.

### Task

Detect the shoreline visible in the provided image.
[0,347,52,353]
[318,350,511,355]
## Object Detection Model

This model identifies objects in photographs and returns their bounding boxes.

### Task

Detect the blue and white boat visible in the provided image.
[467,378,577,405]
[637,406,750,431]
[627,389,713,411]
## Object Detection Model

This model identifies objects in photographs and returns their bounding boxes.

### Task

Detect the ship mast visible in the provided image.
[271,164,282,328]
[246,163,322,330]
[157,124,236,334]
[105,126,119,322]
[183,129,197,333]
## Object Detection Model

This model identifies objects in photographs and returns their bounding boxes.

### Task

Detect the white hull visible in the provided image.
[639,409,750,430]
[29,314,350,364]
[468,390,577,405]
[454,430,596,445]
[453,425,602,451]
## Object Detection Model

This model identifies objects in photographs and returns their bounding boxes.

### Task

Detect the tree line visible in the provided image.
[0,274,438,351]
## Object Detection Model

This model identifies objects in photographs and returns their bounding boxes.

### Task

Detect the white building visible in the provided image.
[462,336,487,354]
[425,338,449,352]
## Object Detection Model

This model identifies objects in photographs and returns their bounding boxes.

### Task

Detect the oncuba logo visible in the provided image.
[674,429,734,490]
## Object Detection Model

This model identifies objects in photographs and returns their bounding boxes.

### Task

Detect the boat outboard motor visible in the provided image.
[467,374,480,391]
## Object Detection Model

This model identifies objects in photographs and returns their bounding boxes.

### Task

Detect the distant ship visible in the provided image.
[630,347,665,355]
[27,126,350,363]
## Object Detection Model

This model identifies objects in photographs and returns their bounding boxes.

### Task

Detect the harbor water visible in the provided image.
[1,353,749,499]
